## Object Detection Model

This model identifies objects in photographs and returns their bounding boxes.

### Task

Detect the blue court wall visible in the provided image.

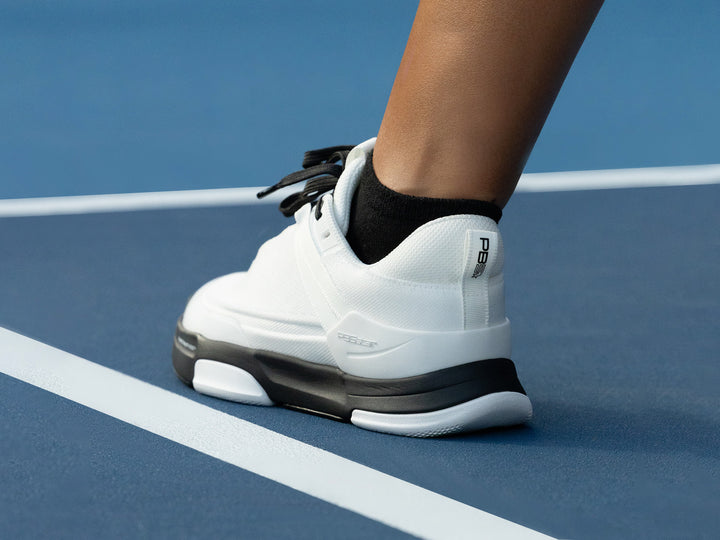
[1,0,718,198]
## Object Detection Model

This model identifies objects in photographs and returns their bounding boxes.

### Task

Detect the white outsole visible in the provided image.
[351,392,532,437]
[193,359,274,406]
[191,359,532,437]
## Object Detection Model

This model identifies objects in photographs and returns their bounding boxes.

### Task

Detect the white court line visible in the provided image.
[0,327,554,540]
[0,163,718,218]
[0,187,283,218]
[516,163,720,192]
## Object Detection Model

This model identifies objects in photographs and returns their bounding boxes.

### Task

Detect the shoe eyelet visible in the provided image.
[314,198,323,220]
[321,230,331,239]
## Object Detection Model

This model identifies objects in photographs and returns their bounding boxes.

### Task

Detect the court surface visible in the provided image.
[2,180,719,539]
[1,1,719,539]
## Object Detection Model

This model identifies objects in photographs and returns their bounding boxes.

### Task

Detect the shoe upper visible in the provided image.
[182,138,511,378]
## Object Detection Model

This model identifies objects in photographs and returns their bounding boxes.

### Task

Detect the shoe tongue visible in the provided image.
[332,138,376,234]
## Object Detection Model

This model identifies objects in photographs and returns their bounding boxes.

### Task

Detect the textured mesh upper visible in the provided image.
[241,224,313,319]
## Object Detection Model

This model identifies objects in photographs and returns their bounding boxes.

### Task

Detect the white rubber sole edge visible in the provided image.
[351,392,533,438]
[193,359,274,406]
[191,359,533,438]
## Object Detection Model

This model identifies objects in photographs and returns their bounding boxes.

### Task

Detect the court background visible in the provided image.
[1,2,718,539]
[1,0,718,198]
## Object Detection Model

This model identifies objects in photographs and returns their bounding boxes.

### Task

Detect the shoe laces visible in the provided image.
[256,145,355,218]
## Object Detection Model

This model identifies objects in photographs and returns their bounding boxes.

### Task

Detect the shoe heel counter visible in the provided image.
[487,273,507,326]
[369,215,508,331]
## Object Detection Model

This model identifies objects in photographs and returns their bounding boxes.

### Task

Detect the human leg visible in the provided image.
[374,0,603,207]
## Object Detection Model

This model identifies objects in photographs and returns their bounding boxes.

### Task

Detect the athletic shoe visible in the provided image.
[172,138,532,436]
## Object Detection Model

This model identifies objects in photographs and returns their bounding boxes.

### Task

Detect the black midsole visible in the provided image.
[172,319,525,421]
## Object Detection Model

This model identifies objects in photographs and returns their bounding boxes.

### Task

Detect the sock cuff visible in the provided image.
[360,156,503,224]
[346,153,504,264]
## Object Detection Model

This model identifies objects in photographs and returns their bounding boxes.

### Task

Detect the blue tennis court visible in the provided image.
[1,2,719,539]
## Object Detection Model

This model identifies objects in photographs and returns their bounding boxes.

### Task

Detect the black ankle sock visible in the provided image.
[345,153,503,264]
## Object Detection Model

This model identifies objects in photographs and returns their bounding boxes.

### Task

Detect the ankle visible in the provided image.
[373,136,519,206]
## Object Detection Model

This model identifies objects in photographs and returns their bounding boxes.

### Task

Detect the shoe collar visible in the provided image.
[331,137,376,235]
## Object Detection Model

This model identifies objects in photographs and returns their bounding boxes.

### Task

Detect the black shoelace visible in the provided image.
[257,145,355,218]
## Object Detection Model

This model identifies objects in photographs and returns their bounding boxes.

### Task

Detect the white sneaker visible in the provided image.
[172,138,532,437]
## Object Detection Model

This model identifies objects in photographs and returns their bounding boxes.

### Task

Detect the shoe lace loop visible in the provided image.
[256,145,355,217]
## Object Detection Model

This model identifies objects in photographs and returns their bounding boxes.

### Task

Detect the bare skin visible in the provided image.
[373,0,604,208]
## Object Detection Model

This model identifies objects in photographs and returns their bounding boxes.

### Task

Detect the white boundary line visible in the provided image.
[0,187,283,218]
[0,163,718,218]
[516,163,720,192]
[0,326,554,540]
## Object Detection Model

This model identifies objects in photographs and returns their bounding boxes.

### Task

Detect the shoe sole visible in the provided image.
[172,319,532,437]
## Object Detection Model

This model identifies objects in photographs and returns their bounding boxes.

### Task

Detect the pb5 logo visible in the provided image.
[471,238,490,279]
